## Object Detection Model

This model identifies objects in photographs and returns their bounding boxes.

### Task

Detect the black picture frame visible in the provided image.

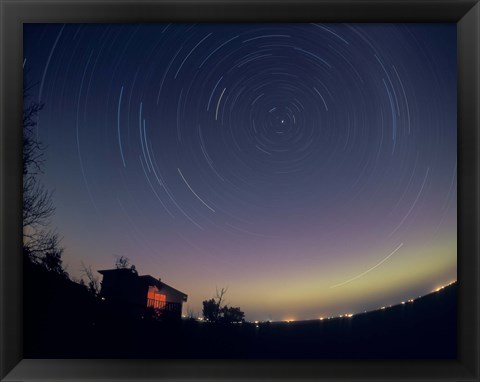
[1,0,479,381]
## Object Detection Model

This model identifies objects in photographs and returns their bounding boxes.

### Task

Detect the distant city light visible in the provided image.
[245,281,457,323]
[432,281,457,293]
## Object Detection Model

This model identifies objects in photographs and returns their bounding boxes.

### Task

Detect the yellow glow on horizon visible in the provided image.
[225,234,456,320]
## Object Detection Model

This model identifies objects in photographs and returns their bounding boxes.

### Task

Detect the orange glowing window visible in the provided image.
[147,286,166,309]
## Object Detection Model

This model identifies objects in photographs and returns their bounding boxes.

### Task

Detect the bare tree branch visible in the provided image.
[80,262,100,295]
[215,286,228,311]
[114,255,131,269]
[22,77,65,277]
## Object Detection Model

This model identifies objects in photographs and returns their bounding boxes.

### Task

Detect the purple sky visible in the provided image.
[24,23,456,321]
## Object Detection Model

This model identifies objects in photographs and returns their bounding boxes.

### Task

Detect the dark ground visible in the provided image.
[24,260,456,359]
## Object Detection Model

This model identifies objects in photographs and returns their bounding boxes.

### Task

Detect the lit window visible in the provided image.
[147,286,166,309]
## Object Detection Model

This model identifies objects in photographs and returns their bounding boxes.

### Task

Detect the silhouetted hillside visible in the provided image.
[248,283,456,358]
[24,262,456,359]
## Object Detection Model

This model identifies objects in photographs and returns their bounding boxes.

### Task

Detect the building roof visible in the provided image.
[140,275,188,301]
[98,268,137,275]
[98,268,188,300]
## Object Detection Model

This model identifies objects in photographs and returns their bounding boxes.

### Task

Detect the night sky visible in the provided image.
[24,23,457,321]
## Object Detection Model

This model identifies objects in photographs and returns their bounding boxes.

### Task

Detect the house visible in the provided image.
[97,268,188,319]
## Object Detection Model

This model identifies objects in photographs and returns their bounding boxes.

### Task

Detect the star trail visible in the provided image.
[24,23,456,321]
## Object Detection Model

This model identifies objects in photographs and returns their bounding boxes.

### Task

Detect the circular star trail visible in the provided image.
[24,23,456,321]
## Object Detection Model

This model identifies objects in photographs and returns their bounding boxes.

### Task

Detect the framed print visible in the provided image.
[1,0,479,381]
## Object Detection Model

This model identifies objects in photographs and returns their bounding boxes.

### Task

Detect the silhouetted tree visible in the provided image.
[114,255,131,269]
[202,287,244,323]
[80,262,100,295]
[219,306,245,324]
[42,247,66,275]
[23,85,44,175]
[23,84,53,232]
[202,298,220,322]
[23,80,65,276]
[23,230,63,266]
